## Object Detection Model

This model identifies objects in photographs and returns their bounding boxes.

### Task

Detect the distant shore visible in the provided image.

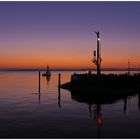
[0,68,140,72]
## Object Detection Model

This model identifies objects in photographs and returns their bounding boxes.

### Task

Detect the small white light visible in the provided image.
[98,38,100,41]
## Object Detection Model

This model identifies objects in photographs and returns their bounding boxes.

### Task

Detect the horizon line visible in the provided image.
[0,67,140,71]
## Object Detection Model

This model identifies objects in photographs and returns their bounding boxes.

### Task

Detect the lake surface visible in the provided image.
[0,71,140,138]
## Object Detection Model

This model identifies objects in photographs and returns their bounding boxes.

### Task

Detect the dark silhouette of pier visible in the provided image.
[59,31,140,100]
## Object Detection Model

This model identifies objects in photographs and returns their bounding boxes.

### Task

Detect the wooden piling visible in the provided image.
[58,73,61,87]
[58,85,61,108]
[39,71,41,94]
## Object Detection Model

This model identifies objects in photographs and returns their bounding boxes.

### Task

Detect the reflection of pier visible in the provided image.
[138,89,140,110]
[68,86,138,138]
[122,89,140,112]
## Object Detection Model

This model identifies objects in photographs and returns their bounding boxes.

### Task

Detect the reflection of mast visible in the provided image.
[95,104,101,138]
[92,31,102,75]
[88,103,101,138]
[123,96,127,114]
[96,104,102,125]
[97,124,101,138]
[89,104,102,125]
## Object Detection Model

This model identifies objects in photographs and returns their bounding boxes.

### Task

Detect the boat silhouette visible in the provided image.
[42,65,51,77]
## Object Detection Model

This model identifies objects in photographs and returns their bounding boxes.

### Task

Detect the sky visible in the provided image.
[0,1,140,69]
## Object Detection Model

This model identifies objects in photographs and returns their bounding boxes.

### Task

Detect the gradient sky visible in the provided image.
[0,1,140,69]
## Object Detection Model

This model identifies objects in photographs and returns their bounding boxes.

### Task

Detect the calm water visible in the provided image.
[0,71,140,138]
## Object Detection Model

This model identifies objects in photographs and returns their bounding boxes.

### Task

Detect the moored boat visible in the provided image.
[42,65,51,76]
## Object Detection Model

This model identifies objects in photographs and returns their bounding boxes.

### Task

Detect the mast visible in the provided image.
[128,59,130,75]
[92,31,102,75]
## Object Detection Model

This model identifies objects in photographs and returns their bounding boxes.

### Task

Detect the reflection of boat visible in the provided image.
[42,65,51,77]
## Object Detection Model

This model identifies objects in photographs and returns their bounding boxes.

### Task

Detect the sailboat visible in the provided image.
[42,65,51,77]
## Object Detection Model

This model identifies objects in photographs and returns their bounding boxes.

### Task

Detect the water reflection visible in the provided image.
[38,71,41,103]
[1,71,140,138]
[89,104,102,138]
[123,96,127,114]
[46,75,51,87]
[43,73,51,94]
[58,87,61,108]
[32,71,41,104]
[66,87,139,138]
[32,71,53,104]
[138,91,140,110]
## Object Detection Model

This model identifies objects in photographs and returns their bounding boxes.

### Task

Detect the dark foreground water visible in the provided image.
[0,71,140,138]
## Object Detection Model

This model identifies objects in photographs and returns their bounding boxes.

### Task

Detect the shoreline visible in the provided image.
[0,68,140,72]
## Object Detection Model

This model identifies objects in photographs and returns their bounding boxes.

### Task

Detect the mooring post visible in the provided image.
[58,73,61,87]
[58,85,61,108]
[39,71,41,94]
[58,73,61,107]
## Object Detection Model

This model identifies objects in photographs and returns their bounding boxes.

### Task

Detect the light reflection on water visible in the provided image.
[0,71,140,138]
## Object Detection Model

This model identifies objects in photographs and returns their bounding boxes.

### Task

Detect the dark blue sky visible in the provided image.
[0,2,140,68]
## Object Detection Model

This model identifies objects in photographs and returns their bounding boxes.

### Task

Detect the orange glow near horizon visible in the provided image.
[0,54,140,69]
[0,45,140,69]
[0,35,140,69]
[0,27,140,69]
[1,53,140,69]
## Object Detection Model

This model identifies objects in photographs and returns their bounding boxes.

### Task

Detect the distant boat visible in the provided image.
[42,65,51,76]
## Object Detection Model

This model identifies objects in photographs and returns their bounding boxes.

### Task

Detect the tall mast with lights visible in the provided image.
[92,31,102,75]
[128,59,130,75]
